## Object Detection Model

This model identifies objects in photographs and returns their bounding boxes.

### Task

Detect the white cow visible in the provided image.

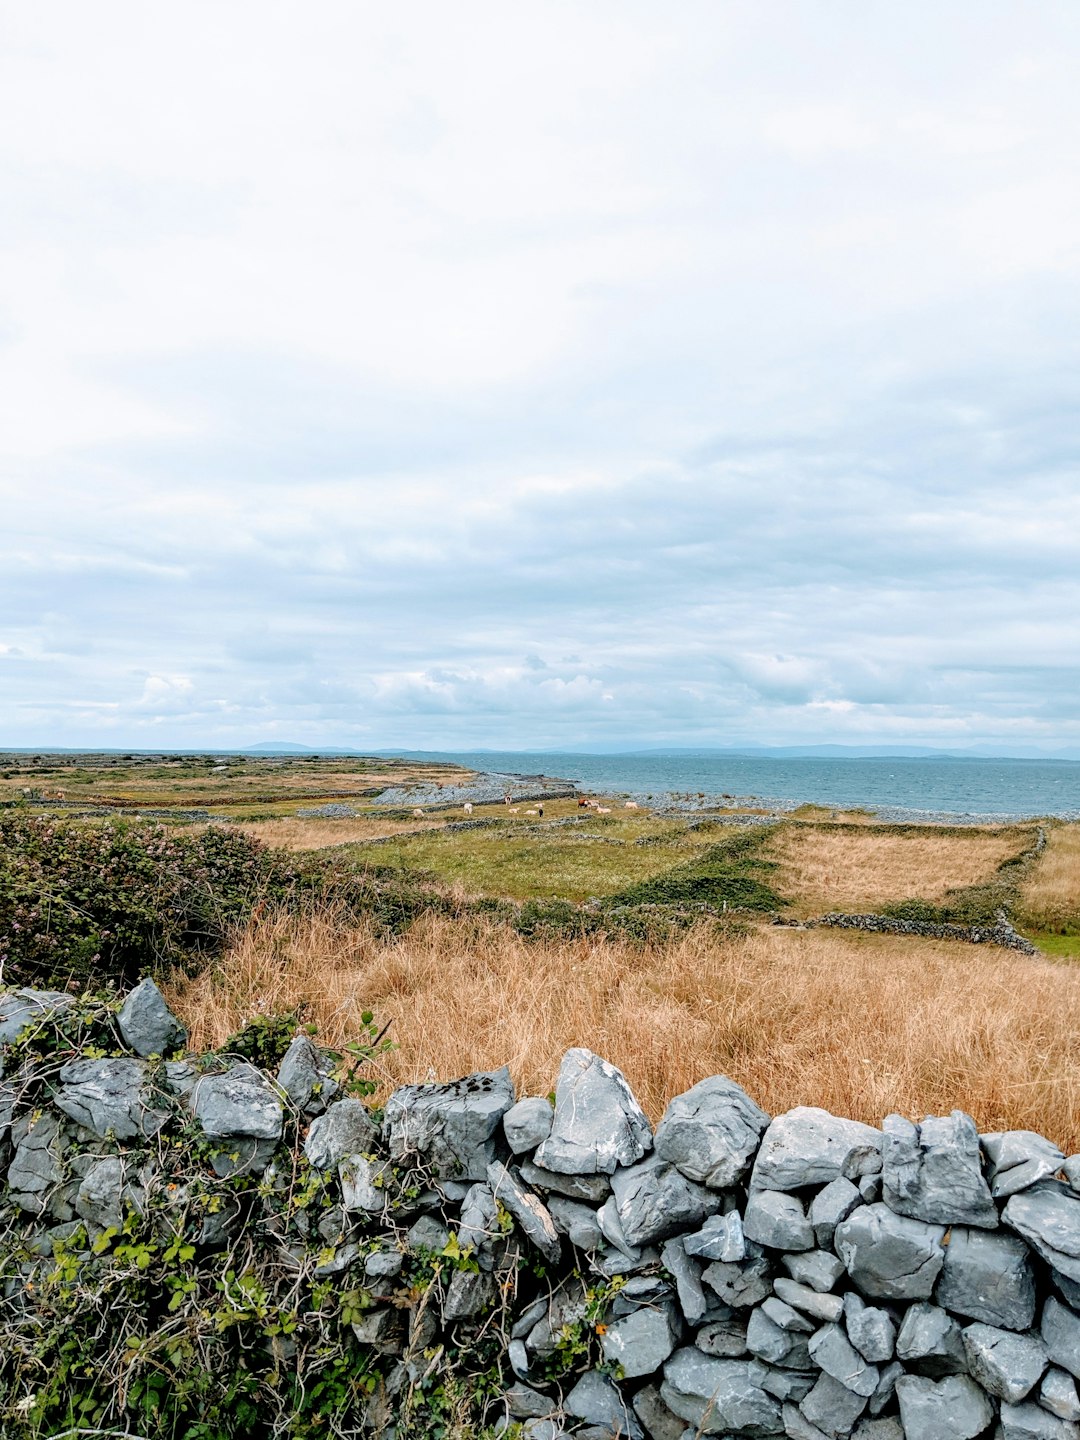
[624,801,639,809]
[412,808,424,817]
[463,803,473,815]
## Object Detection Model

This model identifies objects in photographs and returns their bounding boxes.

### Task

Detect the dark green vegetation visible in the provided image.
[604,828,783,911]
[878,825,1046,926]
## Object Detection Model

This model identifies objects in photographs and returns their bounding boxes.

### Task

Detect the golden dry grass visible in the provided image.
[240,816,449,850]
[768,823,1029,916]
[1018,822,1080,933]
[164,907,1080,1150]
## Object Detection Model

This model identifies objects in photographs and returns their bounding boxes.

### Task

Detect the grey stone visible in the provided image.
[523,1280,590,1359]
[858,1174,882,1204]
[595,1241,661,1277]
[774,1277,845,1324]
[277,1035,338,1116]
[682,1210,746,1262]
[894,1374,994,1440]
[519,1421,568,1440]
[702,1248,773,1308]
[564,1369,643,1439]
[1042,1298,1080,1382]
[783,1401,831,1440]
[761,1296,815,1333]
[534,1048,652,1176]
[747,1359,814,1402]
[810,1178,863,1248]
[746,1305,812,1368]
[547,1195,603,1252]
[190,1062,283,1141]
[508,1338,530,1379]
[809,1323,880,1397]
[349,1306,405,1354]
[74,1156,126,1231]
[743,1188,814,1251]
[487,1160,561,1263]
[852,1422,904,1440]
[660,1236,708,1324]
[999,1401,1080,1439]
[406,1214,450,1252]
[55,1057,165,1140]
[610,1274,671,1315]
[0,988,75,1045]
[0,1078,14,1142]
[364,1248,403,1278]
[799,1372,869,1437]
[895,1302,967,1378]
[695,1317,748,1356]
[882,1111,997,1229]
[1065,1156,1080,1192]
[611,1152,725,1247]
[842,1292,895,1363]
[338,1154,393,1211]
[505,1384,554,1420]
[8,1110,65,1209]
[600,1301,681,1377]
[660,1348,783,1436]
[443,1267,496,1321]
[653,1074,769,1189]
[962,1322,1048,1403]
[782,1249,846,1293]
[313,1242,360,1276]
[867,1359,904,1417]
[517,1158,612,1203]
[834,1202,946,1300]
[116,977,187,1057]
[752,1107,882,1192]
[597,1193,646,1261]
[632,1382,685,1440]
[983,1131,1067,1199]
[1041,1368,1080,1422]
[384,1066,514,1181]
[935,1224,1038,1330]
[164,1060,197,1098]
[1004,1183,1080,1285]
[1053,1268,1080,1311]
[304,1098,378,1170]
[503,1097,554,1155]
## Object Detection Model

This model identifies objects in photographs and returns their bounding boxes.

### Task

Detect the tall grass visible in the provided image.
[164,905,1080,1150]
[1019,823,1080,934]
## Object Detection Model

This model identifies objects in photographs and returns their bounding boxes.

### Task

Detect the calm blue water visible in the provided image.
[379,751,1080,822]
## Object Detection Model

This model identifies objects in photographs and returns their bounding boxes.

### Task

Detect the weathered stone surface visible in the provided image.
[277,1035,338,1116]
[56,1057,165,1140]
[443,1267,497,1321]
[338,1154,393,1211]
[1041,1367,1080,1422]
[743,1187,814,1251]
[867,1358,904,1417]
[935,1223,1037,1330]
[783,1249,846,1293]
[999,1400,1080,1439]
[810,1177,863,1249]
[783,1400,831,1439]
[760,1296,815,1334]
[746,1305,812,1368]
[518,1157,611,1203]
[1004,1183,1080,1284]
[116,977,186,1057]
[653,1074,769,1189]
[894,1373,994,1440]
[808,1322,880,1397]
[1042,1297,1080,1382]
[682,1210,746,1262]
[842,1291,896,1364]
[632,1382,685,1440]
[8,1109,65,1210]
[695,1317,748,1356]
[600,1301,681,1377]
[895,1301,966,1377]
[304,1098,378,1171]
[752,1107,882,1192]
[191,1062,283,1141]
[548,1195,603,1253]
[74,1155,126,1231]
[983,1130,1067,1199]
[660,1236,708,1325]
[852,1420,905,1440]
[799,1371,868,1437]
[534,1049,652,1176]
[384,1066,514,1181]
[834,1203,946,1301]
[701,1247,773,1308]
[505,1383,554,1419]
[1065,1156,1080,1192]
[774,1277,844,1325]
[611,1152,725,1247]
[962,1321,1048,1403]
[660,1348,783,1436]
[487,1160,561,1263]
[750,1360,813,1402]
[564,1369,644,1439]
[0,988,74,1046]
[502,1097,554,1155]
[406,1213,450,1252]
[881,1111,997,1229]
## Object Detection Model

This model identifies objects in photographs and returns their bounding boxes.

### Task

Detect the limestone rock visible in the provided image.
[0,988,75,1046]
[502,1096,554,1155]
[547,1195,603,1253]
[611,1152,725,1247]
[534,1049,652,1176]
[517,1157,611,1203]
[600,1300,681,1378]
[701,1247,773,1308]
[745,1305,812,1369]
[894,1373,994,1440]
[74,1156,126,1232]
[1041,1297,1080,1382]
[782,1248,846,1293]
[1041,1367,1080,1422]
[384,1066,514,1181]
[834,1202,946,1301]
[934,1224,1037,1331]
[983,1130,1067,1199]
[632,1382,685,1440]
[487,1160,561,1263]
[810,1177,863,1249]
[743,1187,813,1251]
[774,1277,845,1325]
[999,1400,1080,1439]
[808,1322,880,1397]
[8,1110,65,1212]
[660,1348,783,1436]
[962,1321,1048,1403]
[1004,1183,1080,1284]
[799,1372,869,1437]
[117,977,187,1057]
[564,1369,643,1439]
[653,1074,769,1189]
[659,1236,708,1325]
[895,1301,967,1377]
[751,1107,882,1192]
[55,1057,165,1140]
[881,1111,997,1228]
[842,1291,896,1363]
[277,1035,339,1116]
[682,1210,746,1262]
[304,1098,378,1171]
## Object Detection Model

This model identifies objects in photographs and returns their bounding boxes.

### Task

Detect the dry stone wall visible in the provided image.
[1,981,1079,1439]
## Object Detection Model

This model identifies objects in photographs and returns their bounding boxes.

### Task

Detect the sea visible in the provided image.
[376,751,1080,824]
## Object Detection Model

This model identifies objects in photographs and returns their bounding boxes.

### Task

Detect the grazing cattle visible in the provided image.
[463,802,473,815]
[597,806,612,814]
[509,807,519,813]
[577,795,589,807]
[525,808,537,815]
[624,801,638,809]
[412,808,424,817]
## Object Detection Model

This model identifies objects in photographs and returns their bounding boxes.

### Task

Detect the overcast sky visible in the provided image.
[2,2,1079,753]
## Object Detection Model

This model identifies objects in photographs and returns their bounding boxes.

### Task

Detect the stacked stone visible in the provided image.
[2,983,1080,1440]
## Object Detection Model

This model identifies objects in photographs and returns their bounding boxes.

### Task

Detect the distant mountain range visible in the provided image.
[247,741,1080,762]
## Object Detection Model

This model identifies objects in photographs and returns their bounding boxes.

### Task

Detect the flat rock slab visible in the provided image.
[983,1130,1067,1199]
[384,1066,514,1181]
[1004,1183,1080,1284]
[752,1107,882,1192]
[487,1160,562,1263]
[55,1057,165,1140]
[661,1348,783,1436]
[653,1074,769,1189]
[534,1048,652,1176]
[190,1062,283,1141]
[304,1098,378,1170]
[611,1152,725,1248]
[895,1373,994,1440]
[0,988,75,1046]
[834,1203,946,1301]
[1042,1298,1080,1383]
[935,1224,1037,1331]
[882,1111,997,1229]
[962,1322,1049,1403]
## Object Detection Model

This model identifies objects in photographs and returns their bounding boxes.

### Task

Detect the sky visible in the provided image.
[2,2,1079,755]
